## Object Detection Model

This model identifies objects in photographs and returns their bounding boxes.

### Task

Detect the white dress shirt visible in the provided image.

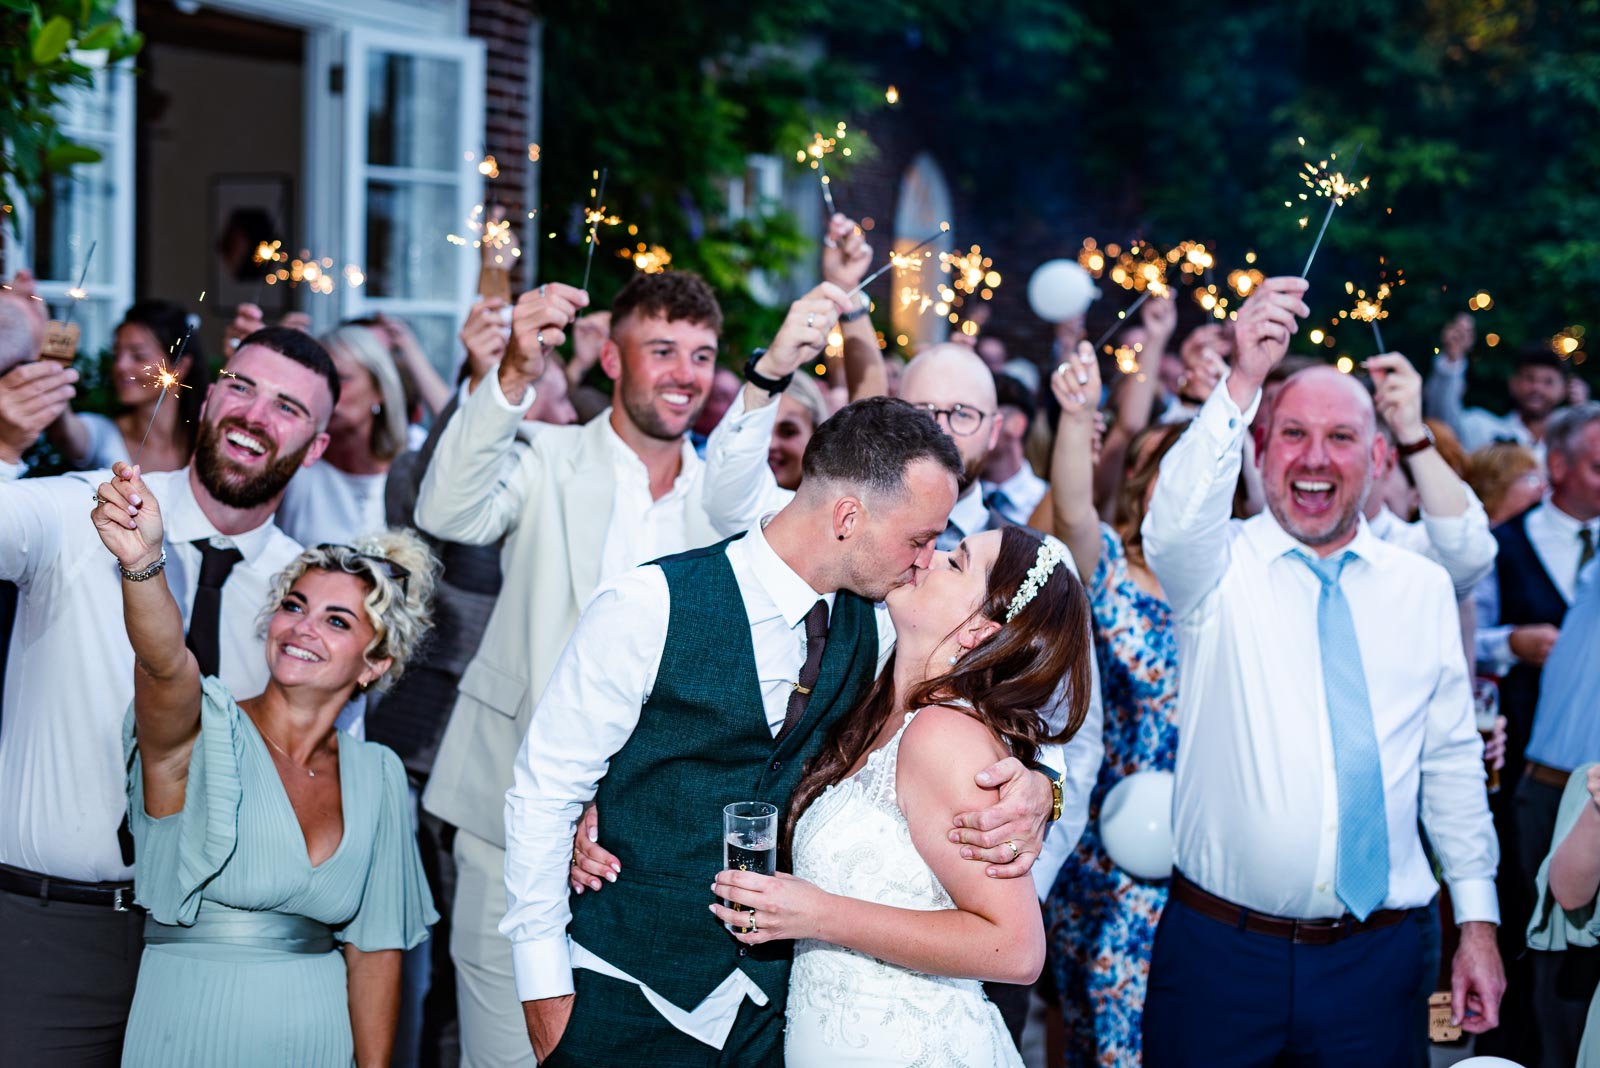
[0,467,302,882]
[1425,354,1545,464]
[596,418,700,583]
[702,391,1104,894]
[501,524,897,1047]
[1366,500,1497,601]
[1143,383,1499,924]
[1473,498,1599,674]
[982,464,1048,527]
[276,460,389,546]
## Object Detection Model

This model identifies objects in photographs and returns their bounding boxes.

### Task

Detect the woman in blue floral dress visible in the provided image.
[1040,374,1189,1067]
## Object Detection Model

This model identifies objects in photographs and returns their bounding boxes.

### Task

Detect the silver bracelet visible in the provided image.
[120,551,167,582]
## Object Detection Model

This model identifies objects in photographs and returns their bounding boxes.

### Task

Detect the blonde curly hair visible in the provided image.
[259,528,438,694]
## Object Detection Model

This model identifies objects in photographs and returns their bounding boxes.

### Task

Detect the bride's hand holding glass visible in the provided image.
[708,870,832,945]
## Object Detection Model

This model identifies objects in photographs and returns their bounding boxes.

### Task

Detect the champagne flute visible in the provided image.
[722,802,777,933]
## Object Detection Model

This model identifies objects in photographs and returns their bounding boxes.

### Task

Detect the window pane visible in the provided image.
[364,180,460,301]
[366,53,461,171]
[56,73,118,136]
[394,313,459,380]
[33,163,114,285]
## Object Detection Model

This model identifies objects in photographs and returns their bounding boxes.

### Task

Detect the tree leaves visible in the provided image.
[30,14,71,65]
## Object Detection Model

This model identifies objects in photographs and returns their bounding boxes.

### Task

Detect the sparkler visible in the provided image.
[62,241,97,326]
[847,223,951,299]
[1296,142,1367,279]
[799,126,850,216]
[580,168,608,294]
[1345,269,1404,353]
[1092,291,1153,351]
[133,294,202,466]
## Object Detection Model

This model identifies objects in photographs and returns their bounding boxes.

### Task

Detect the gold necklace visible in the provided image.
[254,719,323,778]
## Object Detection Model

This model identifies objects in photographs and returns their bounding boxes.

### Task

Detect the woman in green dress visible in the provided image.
[91,461,438,1067]
[1529,761,1600,1067]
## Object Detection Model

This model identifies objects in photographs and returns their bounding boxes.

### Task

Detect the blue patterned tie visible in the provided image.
[1290,550,1390,921]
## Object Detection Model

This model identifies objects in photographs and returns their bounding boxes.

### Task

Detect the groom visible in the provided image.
[502,396,1061,1063]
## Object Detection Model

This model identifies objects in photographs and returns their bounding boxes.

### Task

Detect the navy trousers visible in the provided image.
[1143,896,1428,1068]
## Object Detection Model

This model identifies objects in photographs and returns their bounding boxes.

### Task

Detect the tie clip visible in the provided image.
[792,683,813,695]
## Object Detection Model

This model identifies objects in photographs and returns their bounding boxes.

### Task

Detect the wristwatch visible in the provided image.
[1395,424,1435,458]
[742,349,794,395]
[840,293,872,323]
[1032,762,1064,823]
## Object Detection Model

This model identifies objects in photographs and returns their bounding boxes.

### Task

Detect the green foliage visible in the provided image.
[1,0,141,233]
[534,0,882,360]
[819,0,1597,393]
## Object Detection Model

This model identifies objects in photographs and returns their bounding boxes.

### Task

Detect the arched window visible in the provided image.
[891,151,954,351]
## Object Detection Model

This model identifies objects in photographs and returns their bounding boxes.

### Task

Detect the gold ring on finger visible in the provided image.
[1006,840,1020,860]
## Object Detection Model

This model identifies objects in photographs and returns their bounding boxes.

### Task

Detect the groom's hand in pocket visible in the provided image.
[949,757,1051,878]
[569,802,621,894]
[524,995,574,1061]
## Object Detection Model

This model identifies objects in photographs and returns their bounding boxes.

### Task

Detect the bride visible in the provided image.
[711,525,1091,1066]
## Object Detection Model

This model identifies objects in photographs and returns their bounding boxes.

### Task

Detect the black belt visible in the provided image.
[0,862,138,911]
[1171,872,1412,946]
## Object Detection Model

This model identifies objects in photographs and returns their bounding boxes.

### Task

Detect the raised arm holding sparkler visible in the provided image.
[821,213,887,400]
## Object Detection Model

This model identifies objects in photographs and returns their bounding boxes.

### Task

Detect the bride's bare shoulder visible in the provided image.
[898,704,1008,789]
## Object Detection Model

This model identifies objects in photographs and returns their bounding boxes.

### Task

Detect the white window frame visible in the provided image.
[338,27,484,337]
[2,3,136,351]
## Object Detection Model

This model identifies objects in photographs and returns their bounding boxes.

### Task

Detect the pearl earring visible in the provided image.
[371,402,382,416]
[948,655,959,666]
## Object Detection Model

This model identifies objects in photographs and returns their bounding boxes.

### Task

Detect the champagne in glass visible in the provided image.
[722,802,777,933]
[1472,677,1501,795]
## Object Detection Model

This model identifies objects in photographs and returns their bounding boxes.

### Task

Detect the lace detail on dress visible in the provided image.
[785,712,1022,1067]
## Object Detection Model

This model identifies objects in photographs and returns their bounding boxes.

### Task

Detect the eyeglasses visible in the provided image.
[316,544,411,595]
[913,403,989,437]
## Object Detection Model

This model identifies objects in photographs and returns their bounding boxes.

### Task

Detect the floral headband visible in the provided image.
[1004,536,1070,623]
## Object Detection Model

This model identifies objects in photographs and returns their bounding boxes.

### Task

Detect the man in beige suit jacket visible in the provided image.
[414,271,852,1066]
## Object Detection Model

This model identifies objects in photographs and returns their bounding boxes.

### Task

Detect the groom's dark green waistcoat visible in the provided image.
[566,536,878,1012]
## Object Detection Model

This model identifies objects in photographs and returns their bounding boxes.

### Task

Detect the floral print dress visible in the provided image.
[1045,525,1180,1067]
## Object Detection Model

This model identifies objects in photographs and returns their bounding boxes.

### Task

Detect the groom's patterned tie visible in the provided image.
[1289,549,1390,920]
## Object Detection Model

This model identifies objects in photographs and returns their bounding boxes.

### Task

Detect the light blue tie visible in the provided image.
[1290,550,1390,921]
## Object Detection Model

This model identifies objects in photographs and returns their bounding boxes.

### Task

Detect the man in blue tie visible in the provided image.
[1140,276,1505,1066]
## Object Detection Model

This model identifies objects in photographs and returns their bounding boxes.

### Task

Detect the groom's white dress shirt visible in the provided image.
[502,523,895,1047]
[701,391,1106,897]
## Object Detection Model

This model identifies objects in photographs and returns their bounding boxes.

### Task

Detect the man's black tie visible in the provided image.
[186,539,244,677]
[1579,526,1596,589]
[780,600,830,740]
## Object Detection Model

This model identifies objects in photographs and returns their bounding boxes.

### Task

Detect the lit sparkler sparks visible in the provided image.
[62,241,97,326]
[1344,264,1404,352]
[581,168,609,294]
[619,243,672,273]
[255,243,362,295]
[1294,141,1368,279]
[798,123,851,216]
[849,222,950,298]
[133,294,203,466]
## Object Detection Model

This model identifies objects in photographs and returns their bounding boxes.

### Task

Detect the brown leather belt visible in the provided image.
[1171,872,1412,946]
[1525,761,1572,790]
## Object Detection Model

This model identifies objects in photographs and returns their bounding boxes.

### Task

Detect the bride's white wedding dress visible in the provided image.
[784,711,1023,1067]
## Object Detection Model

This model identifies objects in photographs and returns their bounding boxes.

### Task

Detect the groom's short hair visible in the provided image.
[801,396,962,497]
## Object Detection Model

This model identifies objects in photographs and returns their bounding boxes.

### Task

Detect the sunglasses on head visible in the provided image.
[316,544,410,595]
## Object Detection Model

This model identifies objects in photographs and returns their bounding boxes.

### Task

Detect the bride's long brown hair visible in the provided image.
[783,526,1092,858]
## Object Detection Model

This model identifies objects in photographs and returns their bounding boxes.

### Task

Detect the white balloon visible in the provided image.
[1453,1060,1526,1067]
[1099,770,1175,880]
[1027,259,1099,322]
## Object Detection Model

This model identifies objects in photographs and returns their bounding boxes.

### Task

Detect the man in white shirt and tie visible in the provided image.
[980,373,1049,527]
[1139,276,1504,1066]
[0,327,336,1065]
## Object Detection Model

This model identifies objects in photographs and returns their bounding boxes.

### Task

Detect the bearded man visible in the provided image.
[0,326,339,1065]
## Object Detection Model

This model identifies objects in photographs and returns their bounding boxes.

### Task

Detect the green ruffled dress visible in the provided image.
[1528,761,1600,1068]
[120,677,437,1067]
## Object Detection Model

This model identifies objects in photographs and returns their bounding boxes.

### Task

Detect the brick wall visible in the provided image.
[469,0,535,289]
